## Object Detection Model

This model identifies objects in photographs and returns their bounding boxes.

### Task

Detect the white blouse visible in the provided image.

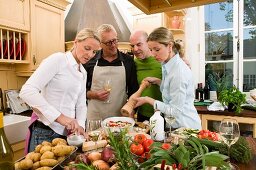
[19,51,87,135]
[154,54,201,130]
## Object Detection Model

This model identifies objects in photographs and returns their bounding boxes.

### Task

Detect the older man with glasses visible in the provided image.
[83,24,139,120]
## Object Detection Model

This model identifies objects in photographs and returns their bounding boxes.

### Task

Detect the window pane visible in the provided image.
[243,62,256,91]
[243,28,256,59]
[205,31,233,61]
[244,0,256,26]
[205,63,233,91]
[205,1,233,31]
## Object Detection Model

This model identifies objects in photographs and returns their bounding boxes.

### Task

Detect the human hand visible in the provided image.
[56,114,81,134]
[143,77,161,85]
[135,96,155,108]
[88,90,109,101]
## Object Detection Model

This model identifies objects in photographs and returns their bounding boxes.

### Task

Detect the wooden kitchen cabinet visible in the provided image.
[131,7,186,41]
[163,10,186,41]
[0,0,30,31]
[11,140,26,161]
[16,0,69,76]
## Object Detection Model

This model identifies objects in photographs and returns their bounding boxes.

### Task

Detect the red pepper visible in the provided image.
[161,160,166,170]
[178,163,182,170]
[172,163,177,169]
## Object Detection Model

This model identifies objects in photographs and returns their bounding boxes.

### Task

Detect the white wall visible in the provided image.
[185,7,203,87]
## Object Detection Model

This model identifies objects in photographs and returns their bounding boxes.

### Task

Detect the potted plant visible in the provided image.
[205,65,232,99]
[218,86,246,113]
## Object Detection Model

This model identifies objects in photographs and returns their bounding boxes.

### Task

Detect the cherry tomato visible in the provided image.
[134,134,147,144]
[161,143,171,150]
[142,139,154,152]
[130,143,144,156]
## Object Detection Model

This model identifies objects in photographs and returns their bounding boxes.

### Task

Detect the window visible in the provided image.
[204,0,256,92]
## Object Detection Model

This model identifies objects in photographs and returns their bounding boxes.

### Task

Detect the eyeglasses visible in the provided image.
[101,39,119,46]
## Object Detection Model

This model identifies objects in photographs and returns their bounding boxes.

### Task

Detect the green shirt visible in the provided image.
[135,56,162,118]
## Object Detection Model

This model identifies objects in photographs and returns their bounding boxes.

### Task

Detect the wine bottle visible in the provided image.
[196,83,204,102]
[0,111,14,170]
[204,82,210,100]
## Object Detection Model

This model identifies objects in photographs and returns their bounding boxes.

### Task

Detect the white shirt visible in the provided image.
[154,54,201,129]
[19,51,87,135]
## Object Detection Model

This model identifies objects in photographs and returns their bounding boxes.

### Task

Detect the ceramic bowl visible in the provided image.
[67,134,85,147]
[102,116,135,134]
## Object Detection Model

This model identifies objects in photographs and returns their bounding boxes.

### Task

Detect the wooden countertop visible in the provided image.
[196,106,256,118]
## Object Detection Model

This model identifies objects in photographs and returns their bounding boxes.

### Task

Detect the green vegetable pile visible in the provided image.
[140,136,230,170]
[199,136,252,164]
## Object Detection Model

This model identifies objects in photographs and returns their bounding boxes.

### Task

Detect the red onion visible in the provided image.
[101,147,115,163]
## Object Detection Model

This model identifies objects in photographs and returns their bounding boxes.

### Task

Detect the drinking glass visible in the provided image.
[219,118,240,170]
[164,107,176,133]
[103,79,112,103]
[86,119,102,150]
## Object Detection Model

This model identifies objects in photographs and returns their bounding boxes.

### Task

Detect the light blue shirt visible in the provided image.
[154,54,201,130]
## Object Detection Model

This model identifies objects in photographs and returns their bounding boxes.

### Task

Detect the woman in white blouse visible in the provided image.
[20,28,101,152]
[135,27,201,130]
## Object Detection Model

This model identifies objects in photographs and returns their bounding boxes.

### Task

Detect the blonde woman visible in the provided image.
[135,27,201,130]
[20,28,101,152]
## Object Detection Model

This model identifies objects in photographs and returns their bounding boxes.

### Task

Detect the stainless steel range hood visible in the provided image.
[65,0,131,42]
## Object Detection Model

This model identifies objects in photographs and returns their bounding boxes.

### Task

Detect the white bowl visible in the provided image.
[67,134,85,147]
[102,117,135,133]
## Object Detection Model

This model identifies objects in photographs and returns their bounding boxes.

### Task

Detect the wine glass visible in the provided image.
[103,79,112,103]
[219,118,240,170]
[86,119,102,150]
[164,107,176,136]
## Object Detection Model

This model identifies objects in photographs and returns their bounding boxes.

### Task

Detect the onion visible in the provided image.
[92,160,110,170]
[75,153,91,165]
[88,152,102,162]
[101,147,115,163]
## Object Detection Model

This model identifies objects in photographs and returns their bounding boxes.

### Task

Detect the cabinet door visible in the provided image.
[133,13,163,34]
[0,0,30,31]
[30,0,65,70]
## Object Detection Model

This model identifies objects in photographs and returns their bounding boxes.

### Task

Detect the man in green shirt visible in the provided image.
[130,30,162,121]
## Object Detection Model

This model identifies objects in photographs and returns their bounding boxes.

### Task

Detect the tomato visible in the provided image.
[161,143,171,150]
[138,152,146,163]
[145,152,151,159]
[134,134,147,144]
[130,143,144,156]
[142,139,154,152]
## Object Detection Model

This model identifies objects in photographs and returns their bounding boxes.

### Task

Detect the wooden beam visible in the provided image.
[163,0,172,7]
[128,0,226,15]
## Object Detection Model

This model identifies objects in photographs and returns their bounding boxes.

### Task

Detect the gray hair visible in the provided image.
[96,24,117,41]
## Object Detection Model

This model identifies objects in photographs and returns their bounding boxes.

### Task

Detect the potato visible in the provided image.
[18,159,33,169]
[110,163,119,170]
[40,159,58,167]
[40,145,52,154]
[52,138,67,146]
[92,160,110,170]
[57,156,66,163]
[40,151,55,160]
[32,161,40,170]
[52,145,73,157]
[26,152,41,162]
[35,144,43,153]
[41,141,52,146]
[36,167,51,170]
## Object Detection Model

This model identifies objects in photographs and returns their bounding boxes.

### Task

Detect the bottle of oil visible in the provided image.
[0,111,14,170]
[150,110,165,142]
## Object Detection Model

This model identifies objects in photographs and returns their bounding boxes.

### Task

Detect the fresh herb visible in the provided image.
[139,136,230,170]
[107,130,138,170]
[218,86,246,113]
